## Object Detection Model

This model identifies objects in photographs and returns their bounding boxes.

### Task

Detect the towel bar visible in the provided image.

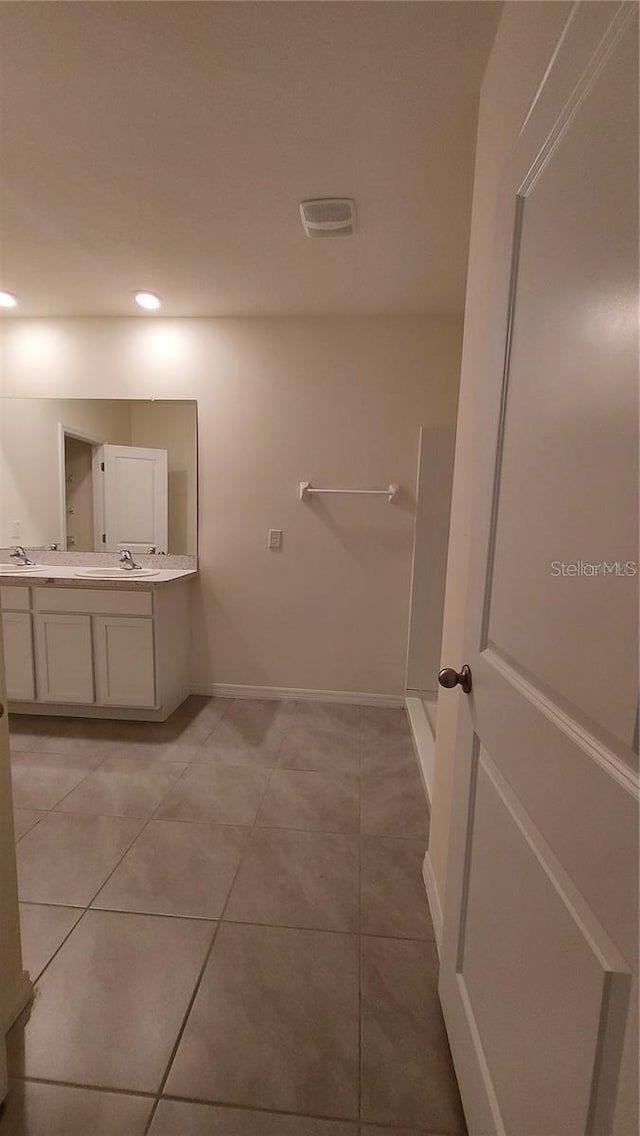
[299,481,398,503]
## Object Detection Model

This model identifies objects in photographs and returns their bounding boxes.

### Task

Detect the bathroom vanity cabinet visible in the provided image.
[0,576,193,720]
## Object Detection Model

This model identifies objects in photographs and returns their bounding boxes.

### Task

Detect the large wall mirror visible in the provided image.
[0,399,198,556]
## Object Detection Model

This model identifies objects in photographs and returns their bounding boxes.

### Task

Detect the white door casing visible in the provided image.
[95,444,168,554]
[58,424,104,552]
[439,6,638,1136]
[406,425,456,698]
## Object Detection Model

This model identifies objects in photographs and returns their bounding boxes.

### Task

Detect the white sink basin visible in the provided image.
[74,567,160,579]
[0,563,45,574]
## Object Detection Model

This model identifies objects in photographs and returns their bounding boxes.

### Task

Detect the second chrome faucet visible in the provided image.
[119,549,142,571]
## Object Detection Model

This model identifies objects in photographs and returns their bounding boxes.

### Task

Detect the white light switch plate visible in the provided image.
[268,529,282,550]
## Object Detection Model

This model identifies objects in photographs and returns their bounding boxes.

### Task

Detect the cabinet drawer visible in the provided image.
[1,585,30,611]
[33,587,152,617]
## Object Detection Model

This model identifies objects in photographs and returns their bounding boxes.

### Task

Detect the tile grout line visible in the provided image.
[21,802,424,840]
[11,1074,430,1133]
[14,811,47,843]
[141,919,221,1134]
[17,899,435,944]
[50,759,189,821]
[86,752,199,906]
[17,911,85,990]
[11,702,437,1133]
[17,753,198,991]
[12,740,157,992]
[149,1089,431,1129]
[15,713,422,936]
[20,812,364,834]
[142,699,295,1135]
[17,888,435,945]
[11,742,119,818]
[12,1073,158,1101]
[9,706,232,1085]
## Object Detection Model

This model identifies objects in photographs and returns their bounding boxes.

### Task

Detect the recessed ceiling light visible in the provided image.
[134,291,161,310]
[0,291,17,308]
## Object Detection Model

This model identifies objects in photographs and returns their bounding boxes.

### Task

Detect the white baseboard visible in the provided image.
[423,851,443,956]
[405,694,436,807]
[406,696,443,955]
[191,683,405,708]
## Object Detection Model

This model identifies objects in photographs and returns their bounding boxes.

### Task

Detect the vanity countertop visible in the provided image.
[0,565,197,589]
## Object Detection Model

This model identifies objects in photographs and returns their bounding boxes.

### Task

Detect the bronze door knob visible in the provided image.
[438,665,472,694]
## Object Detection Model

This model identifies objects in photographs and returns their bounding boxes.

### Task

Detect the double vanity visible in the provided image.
[0,395,199,721]
[1,562,196,721]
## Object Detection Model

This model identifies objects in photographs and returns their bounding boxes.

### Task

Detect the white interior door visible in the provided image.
[97,445,168,554]
[439,6,638,1135]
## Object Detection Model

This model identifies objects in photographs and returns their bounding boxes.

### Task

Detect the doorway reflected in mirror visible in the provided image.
[0,399,197,556]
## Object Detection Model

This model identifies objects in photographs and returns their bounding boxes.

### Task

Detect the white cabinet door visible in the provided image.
[1,612,35,701]
[34,613,94,704]
[94,616,156,708]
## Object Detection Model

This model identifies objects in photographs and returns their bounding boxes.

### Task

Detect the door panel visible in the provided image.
[474,651,638,966]
[439,6,639,1134]
[486,21,638,753]
[460,746,630,1136]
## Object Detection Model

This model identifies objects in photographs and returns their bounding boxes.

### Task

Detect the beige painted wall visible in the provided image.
[428,2,573,909]
[0,398,131,548]
[130,400,197,555]
[0,316,461,695]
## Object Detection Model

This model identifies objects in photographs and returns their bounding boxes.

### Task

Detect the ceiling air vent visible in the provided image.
[299,198,356,238]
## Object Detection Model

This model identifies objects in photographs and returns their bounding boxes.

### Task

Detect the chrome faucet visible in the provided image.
[119,549,142,571]
[10,545,36,566]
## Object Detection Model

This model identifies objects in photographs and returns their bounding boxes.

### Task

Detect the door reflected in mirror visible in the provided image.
[0,399,197,555]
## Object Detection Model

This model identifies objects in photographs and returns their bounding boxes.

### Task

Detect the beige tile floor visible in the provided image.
[1,697,466,1136]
